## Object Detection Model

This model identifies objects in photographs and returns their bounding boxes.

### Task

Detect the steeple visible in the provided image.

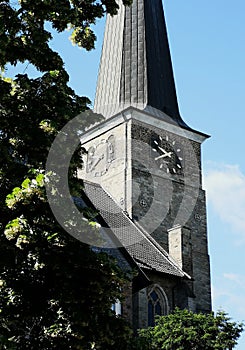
[94,0,188,128]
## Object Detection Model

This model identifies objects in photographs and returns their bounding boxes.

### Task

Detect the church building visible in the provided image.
[79,0,212,329]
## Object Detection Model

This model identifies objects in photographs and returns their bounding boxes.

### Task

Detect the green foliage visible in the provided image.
[0,0,135,349]
[138,308,244,350]
[0,0,132,70]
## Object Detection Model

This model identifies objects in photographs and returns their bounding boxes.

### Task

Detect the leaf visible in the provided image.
[49,70,60,77]
[36,173,44,186]
[21,178,31,189]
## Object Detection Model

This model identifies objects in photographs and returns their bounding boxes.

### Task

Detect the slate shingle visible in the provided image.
[83,181,188,278]
[94,0,190,129]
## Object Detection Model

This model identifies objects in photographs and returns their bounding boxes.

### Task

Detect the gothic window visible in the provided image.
[147,285,168,326]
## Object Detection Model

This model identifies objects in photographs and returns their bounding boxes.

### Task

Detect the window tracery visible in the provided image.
[147,285,168,326]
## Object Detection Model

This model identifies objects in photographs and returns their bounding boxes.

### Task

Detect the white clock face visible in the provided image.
[87,137,114,177]
[151,134,183,174]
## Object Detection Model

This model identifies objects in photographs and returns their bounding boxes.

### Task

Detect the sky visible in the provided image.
[6,0,245,348]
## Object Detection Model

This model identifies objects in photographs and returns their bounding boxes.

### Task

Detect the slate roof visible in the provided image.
[94,0,189,129]
[83,181,189,279]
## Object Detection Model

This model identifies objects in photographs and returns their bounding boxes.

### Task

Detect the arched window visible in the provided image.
[147,285,168,326]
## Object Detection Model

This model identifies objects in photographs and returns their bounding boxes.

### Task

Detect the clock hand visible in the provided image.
[158,146,172,158]
[90,154,104,171]
[155,153,171,161]
[154,146,172,160]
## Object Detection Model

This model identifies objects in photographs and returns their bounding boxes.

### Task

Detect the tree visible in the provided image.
[137,308,244,350]
[0,0,134,349]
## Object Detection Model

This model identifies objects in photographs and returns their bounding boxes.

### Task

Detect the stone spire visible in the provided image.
[94,0,187,127]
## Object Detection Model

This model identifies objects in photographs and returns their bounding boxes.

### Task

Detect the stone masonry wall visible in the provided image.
[131,120,211,313]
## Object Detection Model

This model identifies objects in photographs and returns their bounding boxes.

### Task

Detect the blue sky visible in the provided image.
[6,0,245,347]
[164,3,245,349]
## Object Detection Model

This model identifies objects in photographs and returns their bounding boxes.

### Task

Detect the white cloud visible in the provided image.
[204,163,245,241]
[212,274,245,318]
[223,273,245,289]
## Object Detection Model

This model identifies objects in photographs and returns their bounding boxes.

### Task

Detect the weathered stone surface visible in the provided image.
[131,120,211,314]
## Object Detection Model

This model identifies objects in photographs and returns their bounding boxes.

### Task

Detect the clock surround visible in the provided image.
[87,135,115,177]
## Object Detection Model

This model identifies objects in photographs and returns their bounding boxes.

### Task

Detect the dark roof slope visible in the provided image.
[83,181,189,278]
[94,0,189,128]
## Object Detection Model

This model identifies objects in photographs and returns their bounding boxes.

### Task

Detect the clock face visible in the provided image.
[87,137,114,177]
[151,133,183,174]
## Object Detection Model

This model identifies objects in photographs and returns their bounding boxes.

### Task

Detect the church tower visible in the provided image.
[79,0,211,326]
